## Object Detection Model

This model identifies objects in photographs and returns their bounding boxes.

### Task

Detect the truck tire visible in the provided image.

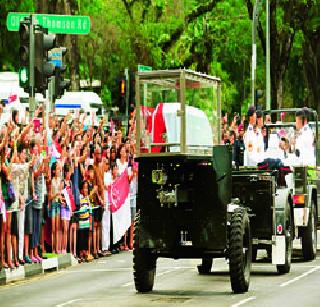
[133,212,157,292]
[197,258,213,274]
[302,201,317,261]
[277,208,292,274]
[229,209,252,293]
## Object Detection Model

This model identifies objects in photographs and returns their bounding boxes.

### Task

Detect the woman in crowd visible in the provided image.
[49,162,62,254]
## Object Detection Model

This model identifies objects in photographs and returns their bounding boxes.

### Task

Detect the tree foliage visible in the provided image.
[0,0,319,113]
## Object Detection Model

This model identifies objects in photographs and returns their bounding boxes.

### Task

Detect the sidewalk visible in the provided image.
[0,254,78,285]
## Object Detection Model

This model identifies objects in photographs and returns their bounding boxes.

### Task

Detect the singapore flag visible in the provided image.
[108,169,131,244]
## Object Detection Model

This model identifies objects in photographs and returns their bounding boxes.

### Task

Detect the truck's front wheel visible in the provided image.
[229,209,252,293]
[197,258,213,274]
[302,201,317,261]
[133,212,157,292]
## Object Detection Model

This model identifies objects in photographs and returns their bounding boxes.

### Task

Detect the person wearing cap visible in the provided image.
[244,106,264,166]
[295,108,315,166]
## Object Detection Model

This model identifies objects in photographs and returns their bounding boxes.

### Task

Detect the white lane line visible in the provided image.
[122,281,134,287]
[121,269,178,287]
[56,299,83,307]
[231,296,257,307]
[280,266,320,287]
[157,269,176,277]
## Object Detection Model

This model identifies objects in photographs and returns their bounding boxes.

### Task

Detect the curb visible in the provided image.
[0,254,77,285]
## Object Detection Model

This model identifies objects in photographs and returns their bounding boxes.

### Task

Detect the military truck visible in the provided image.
[133,69,252,294]
[232,109,318,272]
[232,168,293,274]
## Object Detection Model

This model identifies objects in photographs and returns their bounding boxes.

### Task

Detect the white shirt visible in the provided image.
[116,158,128,175]
[244,124,264,166]
[295,124,315,166]
[104,171,112,206]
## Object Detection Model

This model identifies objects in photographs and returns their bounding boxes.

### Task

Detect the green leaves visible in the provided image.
[0,0,318,112]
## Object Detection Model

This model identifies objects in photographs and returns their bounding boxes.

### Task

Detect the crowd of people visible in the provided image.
[221,106,315,168]
[0,98,314,271]
[0,103,138,269]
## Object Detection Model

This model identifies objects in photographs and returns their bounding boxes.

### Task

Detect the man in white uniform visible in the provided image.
[256,110,265,156]
[244,106,264,166]
[295,108,315,166]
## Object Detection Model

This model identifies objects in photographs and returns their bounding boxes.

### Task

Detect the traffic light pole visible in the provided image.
[251,0,262,107]
[29,14,36,120]
[45,78,52,136]
[266,0,271,110]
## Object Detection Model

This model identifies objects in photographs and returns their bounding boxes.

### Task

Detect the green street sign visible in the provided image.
[138,64,152,72]
[7,12,90,34]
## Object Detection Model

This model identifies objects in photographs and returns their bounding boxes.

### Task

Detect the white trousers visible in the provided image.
[18,209,25,260]
[102,208,110,251]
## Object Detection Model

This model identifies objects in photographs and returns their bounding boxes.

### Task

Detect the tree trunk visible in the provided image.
[64,0,80,91]
[36,0,49,13]
[270,1,278,111]
[302,28,320,113]
[277,78,283,109]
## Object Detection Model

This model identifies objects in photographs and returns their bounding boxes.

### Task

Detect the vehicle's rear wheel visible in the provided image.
[133,212,157,292]
[277,207,292,274]
[302,201,317,261]
[229,209,252,293]
[197,258,213,274]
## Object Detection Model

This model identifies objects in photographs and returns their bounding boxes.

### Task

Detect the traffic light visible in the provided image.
[121,79,125,97]
[54,47,71,99]
[119,77,126,112]
[34,26,56,93]
[19,18,31,92]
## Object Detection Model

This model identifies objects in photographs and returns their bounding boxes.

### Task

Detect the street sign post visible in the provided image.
[7,12,90,34]
[138,64,152,72]
[138,65,152,107]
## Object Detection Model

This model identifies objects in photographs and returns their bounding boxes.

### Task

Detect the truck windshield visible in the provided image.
[137,70,220,156]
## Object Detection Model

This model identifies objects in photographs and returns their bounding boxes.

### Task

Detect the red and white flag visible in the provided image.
[8,94,17,104]
[108,169,131,244]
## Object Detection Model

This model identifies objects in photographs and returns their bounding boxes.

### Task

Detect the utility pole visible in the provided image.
[266,0,271,110]
[29,15,36,120]
[252,0,262,107]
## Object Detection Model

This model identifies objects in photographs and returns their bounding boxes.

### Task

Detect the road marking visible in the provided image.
[280,266,320,287]
[121,269,178,287]
[56,299,83,307]
[122,281,134,287]
[231,296,257,307]
[157,269,176,277]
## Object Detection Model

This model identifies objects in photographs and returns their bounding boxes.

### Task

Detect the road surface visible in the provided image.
[0,248,319,307]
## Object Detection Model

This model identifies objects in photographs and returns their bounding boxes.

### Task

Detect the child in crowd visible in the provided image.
[61,165,73,254]
[87,164,99,259]
[78,181,91,262]
[49,162,62,254]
